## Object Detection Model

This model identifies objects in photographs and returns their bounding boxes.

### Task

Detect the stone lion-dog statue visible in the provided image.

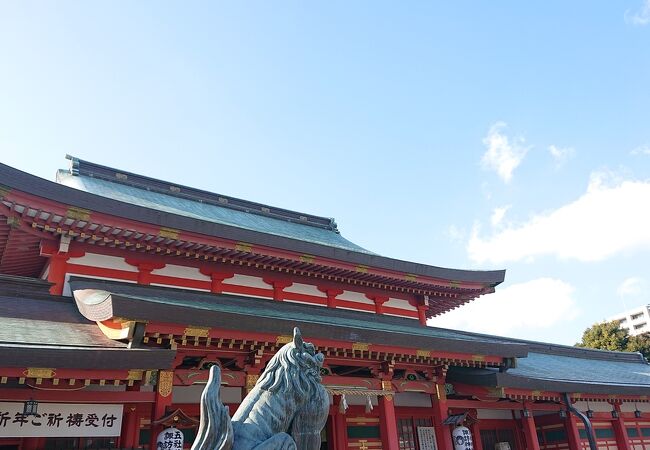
[191,327,329,450]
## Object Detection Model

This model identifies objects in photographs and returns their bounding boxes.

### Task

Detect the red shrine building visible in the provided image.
[1,156,649,450]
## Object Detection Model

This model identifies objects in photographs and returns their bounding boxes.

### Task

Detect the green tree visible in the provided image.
[576,320,650,360]
[576,320,629,352]
[627,332,650,360]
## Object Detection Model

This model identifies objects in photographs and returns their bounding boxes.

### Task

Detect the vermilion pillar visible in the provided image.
[431,385,454,450]
[565,414,582,450]
[149,371,174,450]
[332,395,349,450]
[469,410,484,450]
[263,279,293,301]
[378,394,399,450]
[200,268,234,293]
[47,253,70,295]
[521,411,541,450]
[319,288,343,308]
[611,404,631,450]
[121,404,139,449]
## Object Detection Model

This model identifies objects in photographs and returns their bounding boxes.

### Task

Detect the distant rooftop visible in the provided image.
[57,155,374,255]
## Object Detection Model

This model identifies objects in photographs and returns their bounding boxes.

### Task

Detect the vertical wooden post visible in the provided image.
[47,253,69,295]
[367,294,389,314]
[469,409,484,450]
[263,279,292,301]
[332,395,349,450]
[521,410,541,450]
[122,404,139,449]
[432,378,454,450]
[379,393,399,450]
[612,404,631,450]
[199,268,234,293]
[565,414,582,450]
[319,288,343,308]
[417,305,428,325]
[149,370,174,450]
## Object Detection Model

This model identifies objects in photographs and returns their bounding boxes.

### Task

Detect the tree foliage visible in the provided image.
[576,320,650,360]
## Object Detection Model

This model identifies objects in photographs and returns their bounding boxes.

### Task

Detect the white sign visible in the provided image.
[156,426,184,450]
[418,426,438,450]
[0,402,123,437]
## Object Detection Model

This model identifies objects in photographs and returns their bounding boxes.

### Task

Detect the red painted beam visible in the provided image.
[0,388,155,403]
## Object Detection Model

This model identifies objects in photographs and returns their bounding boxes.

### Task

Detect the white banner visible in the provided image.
[418,426,438,450]
[0,402,123,437]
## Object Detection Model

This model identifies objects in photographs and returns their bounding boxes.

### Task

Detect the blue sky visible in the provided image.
[1,1,649,345]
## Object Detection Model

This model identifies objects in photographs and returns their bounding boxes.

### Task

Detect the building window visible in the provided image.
[632,313,644,320]
[481,428,517,450]
[634,323,647,330]
[397,417,434,450]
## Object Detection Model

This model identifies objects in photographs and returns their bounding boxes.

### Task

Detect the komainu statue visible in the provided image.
[191,327,330,450]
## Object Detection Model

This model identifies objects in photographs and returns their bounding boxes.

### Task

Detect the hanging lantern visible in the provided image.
[635,403,642,418]
[586,401,593,418]
[452,425,474,450]
[559,409,567,419]
[23,399,38,417]
[365,395,374,413]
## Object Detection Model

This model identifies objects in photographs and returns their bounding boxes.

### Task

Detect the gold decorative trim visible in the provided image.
[24,368,55,379]
[158,371,173,397]
[299,254,315,263]
[127,370,144,381]
[449,280,461,288]
[355,265,369,273]
[416,349,431,358]
[405,273,418,281]
[488,387,505,398]
[352,342,370,352]
[235,242,253,252]
[66,206,91,221]
[346,417,380,423]
[276,335,292,345]
[158,227,179,239]
[184,326,210,338]
[472,355,486,362]
[381,380,393,392]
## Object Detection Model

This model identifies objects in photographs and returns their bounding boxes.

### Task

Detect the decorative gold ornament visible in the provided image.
[24,368,55,379]
[158,371,174,398]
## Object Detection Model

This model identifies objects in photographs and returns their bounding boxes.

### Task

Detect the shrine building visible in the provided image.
[1,156,649,450]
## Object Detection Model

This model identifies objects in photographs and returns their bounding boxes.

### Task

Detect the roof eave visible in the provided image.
[0,162,506,285]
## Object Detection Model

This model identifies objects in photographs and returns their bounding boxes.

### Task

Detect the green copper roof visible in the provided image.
[57,168,374,255]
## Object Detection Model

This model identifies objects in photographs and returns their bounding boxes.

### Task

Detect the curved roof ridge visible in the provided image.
[426,325,647,363]
[64,155,340,232]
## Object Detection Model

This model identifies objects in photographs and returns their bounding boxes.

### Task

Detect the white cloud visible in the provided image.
[468,172,650,264]
[490,205,511,227]
[446,225,465,243]
[625,0,650,25]
[428,278,578,337]
[481,122,530,183]
[617,277,646,298]
[631,145,650,156]
[548,145,575,168]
